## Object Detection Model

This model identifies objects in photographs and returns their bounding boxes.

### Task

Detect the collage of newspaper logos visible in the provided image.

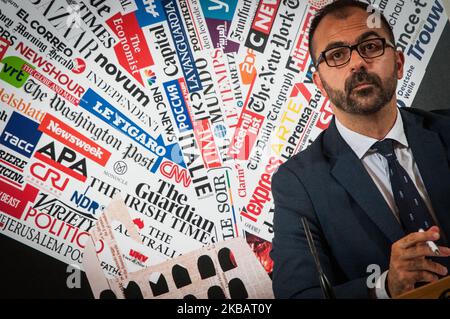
[0,0,447,282]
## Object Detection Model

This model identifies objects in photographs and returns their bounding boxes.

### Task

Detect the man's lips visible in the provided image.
[351,83,375,91]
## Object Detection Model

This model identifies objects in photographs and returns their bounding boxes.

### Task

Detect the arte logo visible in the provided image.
[144,69,157,86]
[0,56,32,88]
[0,112,42,158]
[71,58,86,74]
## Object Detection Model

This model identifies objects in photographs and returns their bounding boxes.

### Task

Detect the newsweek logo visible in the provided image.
[0,180,39,220]
[106,12,154,85]
[245,0,281,53]
[38,113,111,166]
[0,112,42,158]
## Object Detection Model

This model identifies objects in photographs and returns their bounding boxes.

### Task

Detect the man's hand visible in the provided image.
[387,226,450,298]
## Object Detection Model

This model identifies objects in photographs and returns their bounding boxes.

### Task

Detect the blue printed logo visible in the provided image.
[135,0,166,27]
[0,112,42,157]
[163,80,193,133]
[200,0,238,21]
[79,89,185,171]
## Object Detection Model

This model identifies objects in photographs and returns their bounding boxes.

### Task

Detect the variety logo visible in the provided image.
[0,112,42,158]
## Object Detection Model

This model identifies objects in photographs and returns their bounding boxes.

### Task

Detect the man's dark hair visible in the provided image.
[308,0,395,65]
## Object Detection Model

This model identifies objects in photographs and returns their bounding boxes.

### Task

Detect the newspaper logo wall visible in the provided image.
[0,0,448,298]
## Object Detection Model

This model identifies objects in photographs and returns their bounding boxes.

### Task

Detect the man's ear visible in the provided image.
[313,71,328,98]
[395,50,405,80]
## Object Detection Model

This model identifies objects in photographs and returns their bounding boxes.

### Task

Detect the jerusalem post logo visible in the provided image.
[0,56,33,88]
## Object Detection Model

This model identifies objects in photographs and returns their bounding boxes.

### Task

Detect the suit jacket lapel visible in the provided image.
[401,110,450,241]
[324,119,405,243]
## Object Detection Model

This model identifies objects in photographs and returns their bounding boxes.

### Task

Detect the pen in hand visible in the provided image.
[419,228,440,255]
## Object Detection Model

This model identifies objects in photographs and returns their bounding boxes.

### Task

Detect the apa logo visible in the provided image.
[71,58,86,74]
[34,141,88,182]
[30,162,70,191]
[129,249,148,263]
[0,112,42,158]
[0,56,33,88]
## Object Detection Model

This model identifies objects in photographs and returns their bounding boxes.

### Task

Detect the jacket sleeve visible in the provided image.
[270,164,371,298]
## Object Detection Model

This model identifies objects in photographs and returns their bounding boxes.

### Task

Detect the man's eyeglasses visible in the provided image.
[315,38,395,68]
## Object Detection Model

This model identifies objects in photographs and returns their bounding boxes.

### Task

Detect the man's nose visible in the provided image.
[348,48,367,72]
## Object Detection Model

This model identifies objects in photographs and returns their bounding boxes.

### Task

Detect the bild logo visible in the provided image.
[0,111,42,157]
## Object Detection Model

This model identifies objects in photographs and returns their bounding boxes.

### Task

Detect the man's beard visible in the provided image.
[320,66,397,115]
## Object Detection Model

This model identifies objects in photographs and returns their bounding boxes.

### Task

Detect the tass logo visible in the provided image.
[0,112,42,158]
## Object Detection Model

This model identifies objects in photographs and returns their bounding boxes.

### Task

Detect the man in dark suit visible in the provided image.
[271,0,450,298]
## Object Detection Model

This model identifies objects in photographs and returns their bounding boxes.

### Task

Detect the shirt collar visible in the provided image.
[335,108,409,159]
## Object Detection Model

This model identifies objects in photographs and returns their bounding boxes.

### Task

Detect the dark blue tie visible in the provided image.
[371,139,435,233]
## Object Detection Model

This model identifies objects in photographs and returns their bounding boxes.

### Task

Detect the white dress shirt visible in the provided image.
[335,109,438,299]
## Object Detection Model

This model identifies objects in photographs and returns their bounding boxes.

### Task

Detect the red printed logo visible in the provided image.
[38,113,111,166]
[0,37,11,61]
[30,162,69,191]
[160,160,191,188]
[106,12,154,85]
[129,249,148,263]
[0,181,39,219]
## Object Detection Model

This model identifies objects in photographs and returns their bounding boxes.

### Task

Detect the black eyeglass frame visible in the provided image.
[315,37,395,68]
